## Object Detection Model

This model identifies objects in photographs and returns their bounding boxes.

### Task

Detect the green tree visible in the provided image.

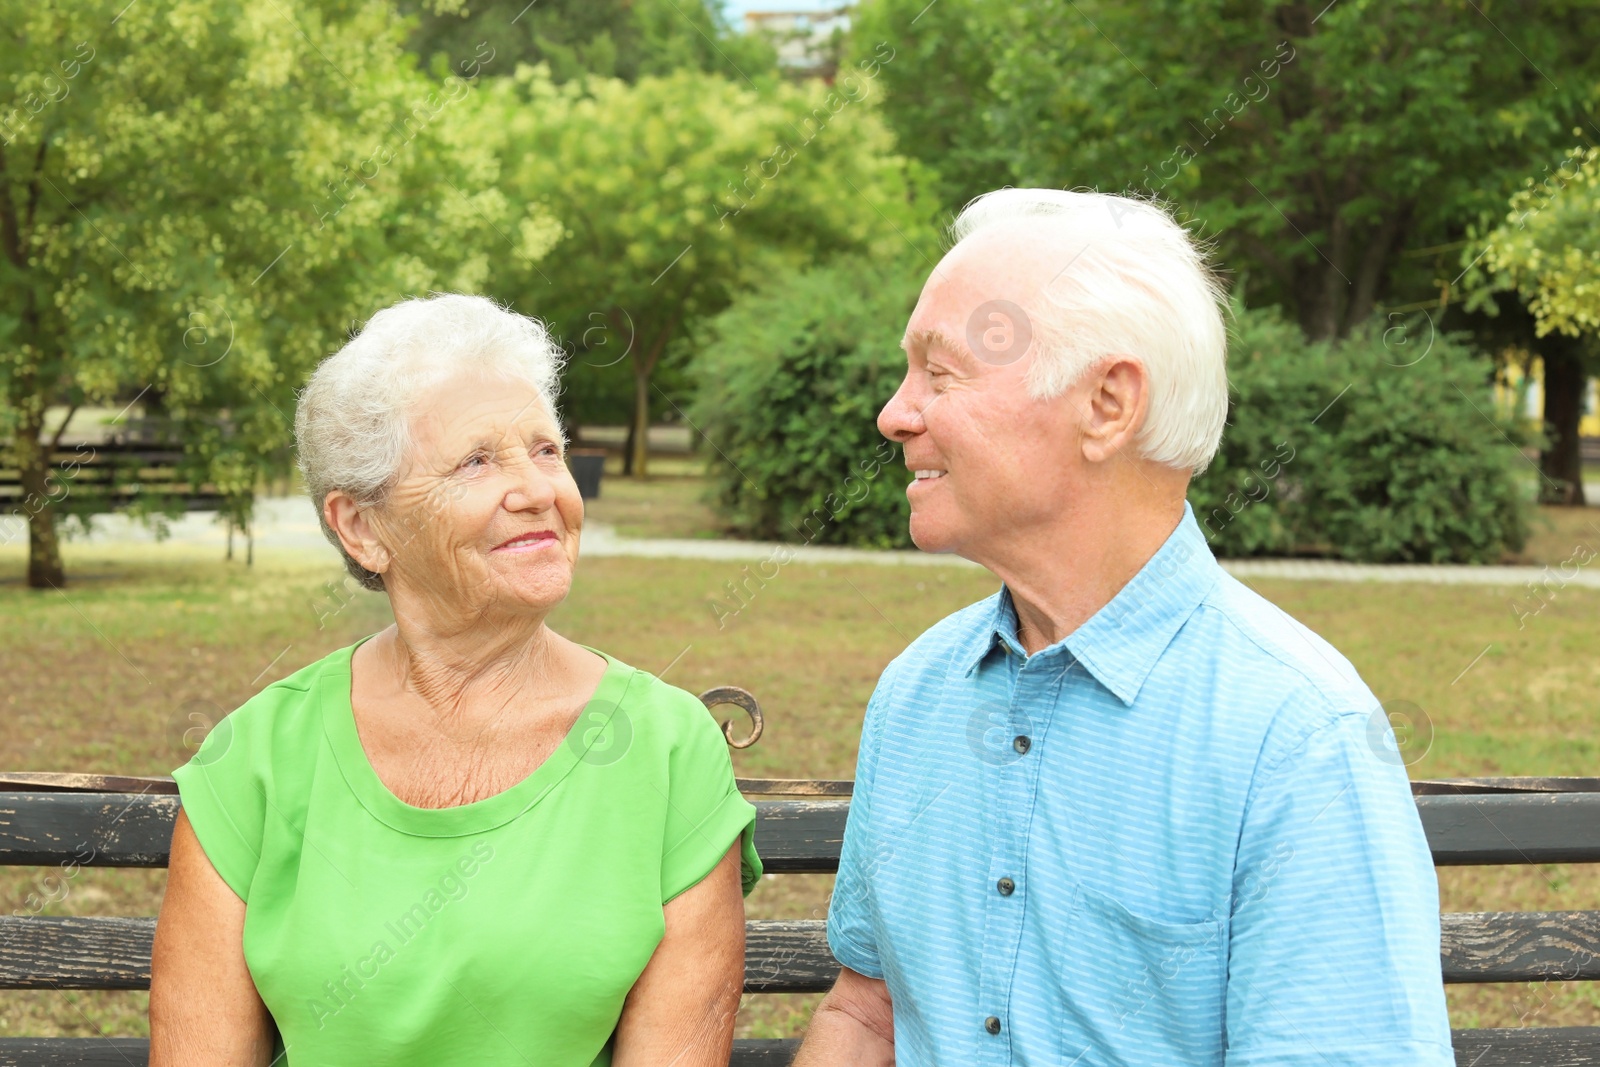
[0,0,518,587]
[401,0,777,85]
[844,0,1012,212]
[1463,144,1600,504]
[485,56,932,476]
[850,0,1600,341]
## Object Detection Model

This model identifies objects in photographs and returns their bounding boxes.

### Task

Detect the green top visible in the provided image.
[171,635,762,1066]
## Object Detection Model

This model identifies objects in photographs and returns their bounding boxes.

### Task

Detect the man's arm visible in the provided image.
[793,966,894,1067]
[1224,710,1454,1065]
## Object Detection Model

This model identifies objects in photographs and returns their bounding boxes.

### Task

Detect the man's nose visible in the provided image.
[878,375,926,443]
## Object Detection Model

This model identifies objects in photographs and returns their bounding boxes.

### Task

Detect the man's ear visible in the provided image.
[1078,355,1150,464]
[324,491,391,576]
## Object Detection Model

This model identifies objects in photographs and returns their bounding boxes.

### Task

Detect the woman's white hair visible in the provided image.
[294,293,567,592]
[950,188,1230,474]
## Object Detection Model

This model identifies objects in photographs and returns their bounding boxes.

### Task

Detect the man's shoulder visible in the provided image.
[883,591,1002,681]
[1190,571,1380,754]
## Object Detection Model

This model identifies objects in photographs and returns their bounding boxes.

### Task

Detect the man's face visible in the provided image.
[878,227,1088,559]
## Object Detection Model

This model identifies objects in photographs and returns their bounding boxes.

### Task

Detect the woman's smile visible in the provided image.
[493,529,559,552]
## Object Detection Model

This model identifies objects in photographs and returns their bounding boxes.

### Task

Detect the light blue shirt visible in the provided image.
[827,503,1454,1066]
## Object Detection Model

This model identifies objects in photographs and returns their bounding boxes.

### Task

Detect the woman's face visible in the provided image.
[370,371,583,626]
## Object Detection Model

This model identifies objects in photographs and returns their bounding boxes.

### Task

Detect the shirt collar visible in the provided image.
[959,502,1221,706]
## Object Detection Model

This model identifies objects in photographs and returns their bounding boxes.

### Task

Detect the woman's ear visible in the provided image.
[324,491,391,576]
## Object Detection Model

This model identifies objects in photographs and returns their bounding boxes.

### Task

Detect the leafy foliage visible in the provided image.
[0,0,524,584]
[400,0,776,85]
[1466,144,1600,340]
[1193,304,1533,562]
[483,59,933,472]
[849,0,1600,340]
[690,258,922,547]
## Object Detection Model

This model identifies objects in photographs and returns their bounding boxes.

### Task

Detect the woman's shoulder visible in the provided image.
[179,639,355,773]
[597,649,728,750]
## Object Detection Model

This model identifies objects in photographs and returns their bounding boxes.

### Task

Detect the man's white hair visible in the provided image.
[951,188,1230,474]
[294,292,567,591]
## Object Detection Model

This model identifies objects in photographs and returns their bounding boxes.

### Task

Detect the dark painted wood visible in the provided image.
[1,1032,1598,1066]
[1443,911,1600,983]
[729,1039,801,1066]
[11,772,1600,798]
[0,775,177,795]
[751,800,845,873]
[6,913,1597,991]
[0,793,178,867]
[0,917,154,990]
[1451,1028,1600,1066]
[1424,794,1600,865]
[0,1038,153,1066]
[744,920,837,993]
[1415,778,1600,795]
[6,792,1600,870]
[2,783,1598,1066]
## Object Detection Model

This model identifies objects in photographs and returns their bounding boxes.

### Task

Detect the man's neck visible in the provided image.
[980,494,1187,655]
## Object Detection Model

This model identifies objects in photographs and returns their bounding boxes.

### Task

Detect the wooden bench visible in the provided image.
[1,771,1598,1065]
[0,436,254,562]
[0,440,231,517]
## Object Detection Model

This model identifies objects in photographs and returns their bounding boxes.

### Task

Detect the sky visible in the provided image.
[719,0,848,25]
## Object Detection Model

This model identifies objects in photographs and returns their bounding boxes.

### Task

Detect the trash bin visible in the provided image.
[569,449,606,499]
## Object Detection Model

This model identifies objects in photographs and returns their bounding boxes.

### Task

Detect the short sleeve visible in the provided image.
[660,693,763,904]
[170,708,266,903]
[1224,711,1454,1065]
[825,661,896,980]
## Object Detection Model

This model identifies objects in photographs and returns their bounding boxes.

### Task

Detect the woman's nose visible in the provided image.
[504,451,559,512]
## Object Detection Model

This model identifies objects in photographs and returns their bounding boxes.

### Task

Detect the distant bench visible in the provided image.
[0,440,229,516]
[0,439,251,560]
[1,771,1598,1065]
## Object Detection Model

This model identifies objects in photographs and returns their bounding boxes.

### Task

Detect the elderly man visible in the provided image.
[794,190,1454,1066]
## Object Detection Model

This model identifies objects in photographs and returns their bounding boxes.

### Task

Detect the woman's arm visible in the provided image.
[611,841,745,1067]
[149,809,276,1067]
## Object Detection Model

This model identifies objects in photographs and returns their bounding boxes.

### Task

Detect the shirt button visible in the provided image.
[984,1015,1002,1035]
[997,877,1015,896]
[1013,735,1031,754]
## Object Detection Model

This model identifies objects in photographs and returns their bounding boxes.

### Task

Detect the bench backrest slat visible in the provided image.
[6,793,1600,871]
[2,912,1595,992]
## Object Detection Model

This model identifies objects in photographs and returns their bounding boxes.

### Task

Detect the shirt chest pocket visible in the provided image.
[1054,881,1227,1067]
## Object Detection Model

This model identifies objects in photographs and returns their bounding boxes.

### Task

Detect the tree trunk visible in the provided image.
[1341,207,1411,337]
[1293,259,1341,341]
[15,412,66,589]
[1538,335,1588,506]
[630,368,651,479]
[621,418,636,477]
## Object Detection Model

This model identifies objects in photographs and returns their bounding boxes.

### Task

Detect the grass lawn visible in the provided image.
[588,461,1600,568]
[0,537,1596,1040]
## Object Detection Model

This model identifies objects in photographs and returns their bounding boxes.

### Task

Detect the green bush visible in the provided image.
[689,258,920,547]
[1193,304,1533,562]
[694,269,1533,562]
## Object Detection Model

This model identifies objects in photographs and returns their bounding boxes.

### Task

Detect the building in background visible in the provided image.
[742,6,852,80]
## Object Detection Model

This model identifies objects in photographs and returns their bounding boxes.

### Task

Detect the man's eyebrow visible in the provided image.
[901,328,969,359]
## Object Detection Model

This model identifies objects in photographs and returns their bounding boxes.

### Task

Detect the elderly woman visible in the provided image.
[150,294,761,1066]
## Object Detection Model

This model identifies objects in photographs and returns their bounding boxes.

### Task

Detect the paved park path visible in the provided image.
[62,496,1600,590]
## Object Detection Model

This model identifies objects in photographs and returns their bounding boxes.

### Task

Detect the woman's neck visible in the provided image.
[379,606,560,728]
